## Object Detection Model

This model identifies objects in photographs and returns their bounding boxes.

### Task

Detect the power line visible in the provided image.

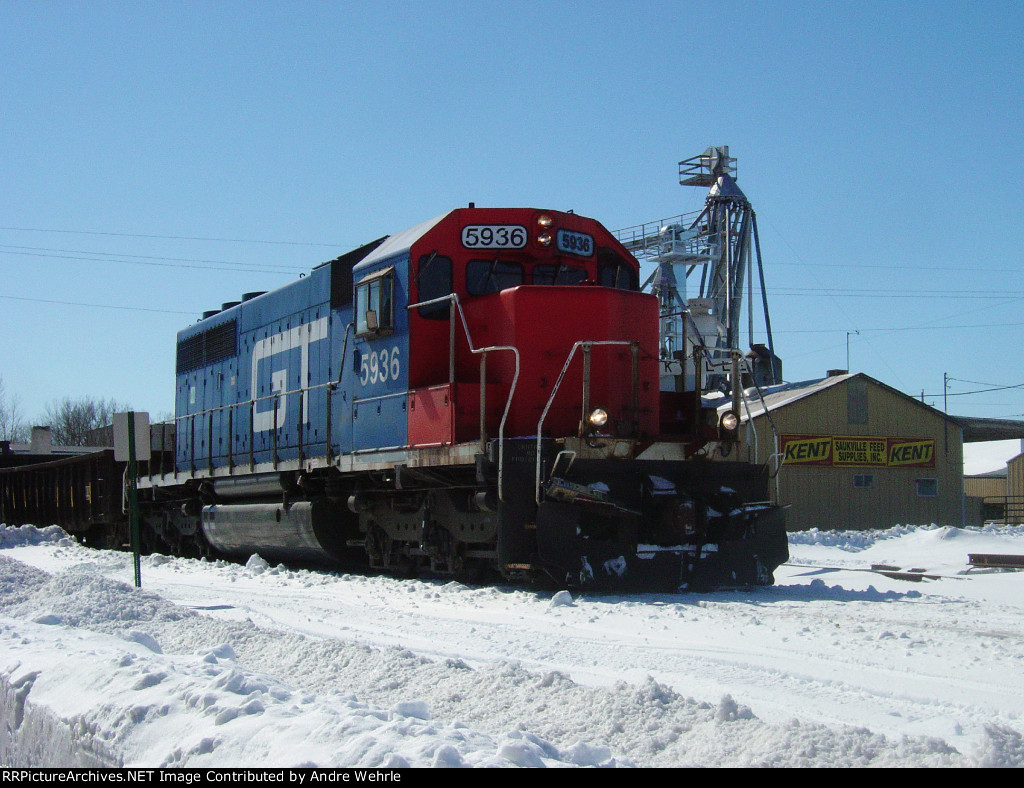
[0,243,305,271]
[0,225,347,248]
[769,289,1024,299]
[0,248,303,275]
[0,294,195,315]
[921,380,1024,398]
[777,260,1022,274]
[949,376,1024,387]
[776,320,1024,334]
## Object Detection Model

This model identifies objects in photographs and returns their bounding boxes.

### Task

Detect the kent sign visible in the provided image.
[780,434,936,468]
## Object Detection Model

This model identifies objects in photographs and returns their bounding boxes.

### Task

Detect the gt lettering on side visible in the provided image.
[251,316,328,432]
[359,346,401,386]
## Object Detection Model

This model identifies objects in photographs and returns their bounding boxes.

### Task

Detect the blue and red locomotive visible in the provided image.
[4,206,788,591]
[149,205,787,590]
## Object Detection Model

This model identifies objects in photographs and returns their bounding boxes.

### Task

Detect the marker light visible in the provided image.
[719,411,739,432]
[588,408,609,428]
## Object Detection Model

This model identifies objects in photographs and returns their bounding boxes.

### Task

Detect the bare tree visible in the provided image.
[0,376,29,443]
[43,396,132,447]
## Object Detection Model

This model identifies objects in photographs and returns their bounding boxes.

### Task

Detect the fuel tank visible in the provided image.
[201,499,352,565]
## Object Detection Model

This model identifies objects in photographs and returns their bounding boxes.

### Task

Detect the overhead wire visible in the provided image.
[0,225,347,248]
[759,215,910,387]
[0,294,196,315]
[776,259,1023,274]
[0,246,306,274]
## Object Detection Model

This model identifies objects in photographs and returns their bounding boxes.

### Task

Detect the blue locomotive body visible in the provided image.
[173,239,417,470]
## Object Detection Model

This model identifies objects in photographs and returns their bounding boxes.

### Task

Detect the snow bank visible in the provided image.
[3,524,1024,766]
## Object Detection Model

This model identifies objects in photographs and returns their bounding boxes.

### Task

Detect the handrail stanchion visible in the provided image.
[249,401,255,471]
[407,294,519,501]
[272,395,279,469]
[227,407,234,471]
[299,390,306,464]
[479,350,488,453]
[581,343,592,435]
[534,340,642,504]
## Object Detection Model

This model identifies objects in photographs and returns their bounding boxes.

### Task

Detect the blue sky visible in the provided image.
[2,1,1023,455]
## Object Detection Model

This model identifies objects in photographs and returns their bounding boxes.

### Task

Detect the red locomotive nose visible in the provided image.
[457,285,660,441]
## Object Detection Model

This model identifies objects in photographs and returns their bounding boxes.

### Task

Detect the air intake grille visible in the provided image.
[176,320,237,374]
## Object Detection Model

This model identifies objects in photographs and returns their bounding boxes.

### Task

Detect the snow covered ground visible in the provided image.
[3,522,1024,767]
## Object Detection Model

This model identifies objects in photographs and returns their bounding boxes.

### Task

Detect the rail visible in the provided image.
[534,340,641,504]
[408,293,520,501]
[968,553,1024,570]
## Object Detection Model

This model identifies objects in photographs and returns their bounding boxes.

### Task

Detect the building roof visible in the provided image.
[715,372,1024,444]
[966,467,1009,479]
[948,416,1024,443]
[718,372,958,426]
[733,373,851,420]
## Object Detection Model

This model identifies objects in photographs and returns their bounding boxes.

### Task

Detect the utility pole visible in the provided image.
[846,330,859,371]
[943,373,949,455]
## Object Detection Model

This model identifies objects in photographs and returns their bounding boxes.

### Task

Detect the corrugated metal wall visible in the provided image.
[1008,453,1024,524]
[964,476,1007,499]
[743,376,964,531]
[964,475,1009,525]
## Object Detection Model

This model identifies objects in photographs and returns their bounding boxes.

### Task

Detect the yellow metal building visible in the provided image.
[964,469,1009,524]
[732,372,964,531]
[1008,452,1024,525]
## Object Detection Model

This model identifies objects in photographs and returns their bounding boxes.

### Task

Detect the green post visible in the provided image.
[127,411,142,588]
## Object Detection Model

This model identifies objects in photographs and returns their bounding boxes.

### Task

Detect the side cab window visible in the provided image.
[597,248,639,290]
[355,267,395,337]
[416,253,452,319]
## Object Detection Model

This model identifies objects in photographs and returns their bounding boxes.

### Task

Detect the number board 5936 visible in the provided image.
[461,225,527,249]
[556,229,594,257]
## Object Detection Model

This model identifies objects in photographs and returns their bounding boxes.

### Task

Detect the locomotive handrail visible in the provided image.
[534,340,641,504]
[334,321,354,386]
[160,378,343,481]
[327,321,355,464]
[351,390,408,405]
[408,293,520,501]
[162,296,520,495]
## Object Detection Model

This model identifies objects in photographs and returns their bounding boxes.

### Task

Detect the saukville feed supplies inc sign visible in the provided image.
[780,435,936,468]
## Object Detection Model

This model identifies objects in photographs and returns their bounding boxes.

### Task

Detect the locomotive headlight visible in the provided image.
[719,410,739,433]
[537,214,553,227]
[588,408,609,428]
[537,232,552,246]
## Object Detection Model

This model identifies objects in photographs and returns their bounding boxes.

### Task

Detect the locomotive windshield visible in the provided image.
[466,259,524,295]
[597,248,639,290]
[532,263,587,286]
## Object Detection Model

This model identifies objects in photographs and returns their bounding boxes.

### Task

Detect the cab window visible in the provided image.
[417,253,452,320]
[355,268,394,336]
[532,264,587,286]
[598,248,639,290]
[466,259,524,295]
